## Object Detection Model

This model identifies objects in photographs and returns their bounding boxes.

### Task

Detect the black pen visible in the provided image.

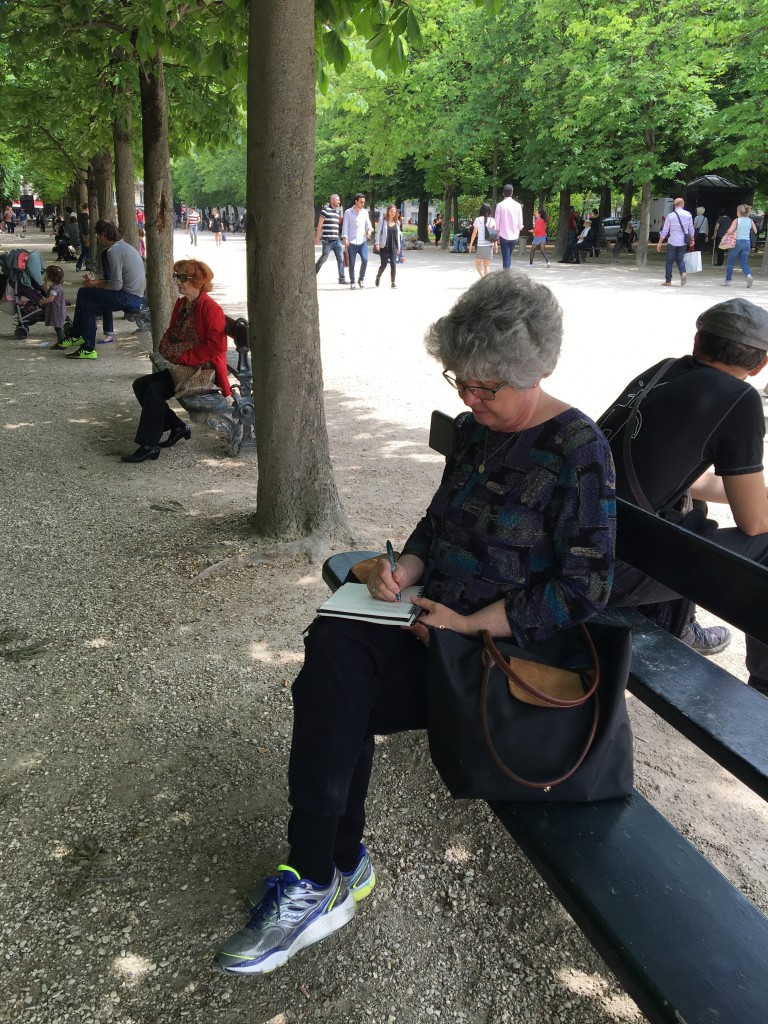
[386,540,401,602]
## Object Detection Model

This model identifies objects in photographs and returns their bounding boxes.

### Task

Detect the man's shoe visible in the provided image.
[338,278,348,284]
[680,272,687,286]
[747,274,754,289]
[350,283,356,290]
[661,281,672,286]
[216,866,354,975]
[59,336,84,348]
[358,281,365,288]
[723,281,732,287]
[679,620,731,656]
[67,346,97,359]
[121,445,160,463]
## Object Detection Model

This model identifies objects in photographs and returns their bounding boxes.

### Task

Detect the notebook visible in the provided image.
[317,583,423,626]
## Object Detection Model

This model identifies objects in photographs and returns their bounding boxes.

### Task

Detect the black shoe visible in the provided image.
[159,424,191,448]
[121,446,160,463]
[338,278,348,284]
[391,282,397,288]
[375,274,381,287]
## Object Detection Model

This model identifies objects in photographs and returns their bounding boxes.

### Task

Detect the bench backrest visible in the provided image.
[429,410,768,645]
[224,315,250,374]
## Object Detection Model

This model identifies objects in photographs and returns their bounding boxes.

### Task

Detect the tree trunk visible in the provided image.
[491,145,499,208]
[599,185,611,220]
[247,0,349,544]
[139,50,176,348]
[452,189,459,241]
[522,196,535,233]
[554,189,570,259]
[622,181,634,218]
[113,93,140,251]
[417,197,429,242]
[92,148,115,224]
[636,181,651,267]
[440,184,452,250]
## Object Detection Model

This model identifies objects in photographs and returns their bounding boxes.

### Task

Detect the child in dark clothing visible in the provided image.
[41,265,68,348]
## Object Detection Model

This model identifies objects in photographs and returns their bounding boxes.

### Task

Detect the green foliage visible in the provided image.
[172,146,247,208]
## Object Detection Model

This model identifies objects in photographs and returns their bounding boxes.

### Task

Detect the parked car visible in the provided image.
[602,217,622,240]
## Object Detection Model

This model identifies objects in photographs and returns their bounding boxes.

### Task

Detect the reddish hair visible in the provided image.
[174,259,214,293]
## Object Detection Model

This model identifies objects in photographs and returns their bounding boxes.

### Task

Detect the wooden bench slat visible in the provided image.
[491,795,768,1024]
[628,620,768,800]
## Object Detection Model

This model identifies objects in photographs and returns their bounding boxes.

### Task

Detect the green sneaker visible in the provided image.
[59,336,84,348]
[67,346,98,360]
[340,844,376,902]
[215,865,354,975]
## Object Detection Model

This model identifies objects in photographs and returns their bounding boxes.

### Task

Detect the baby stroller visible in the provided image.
[0,248,71,339]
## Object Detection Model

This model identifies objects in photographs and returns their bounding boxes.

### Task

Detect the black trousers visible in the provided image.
[131,369,185,446]
[288,617,428,876]
[609,524,768,686]
[376,245,397,283]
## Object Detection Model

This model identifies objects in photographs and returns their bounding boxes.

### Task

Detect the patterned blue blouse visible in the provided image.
[401,409,616,645]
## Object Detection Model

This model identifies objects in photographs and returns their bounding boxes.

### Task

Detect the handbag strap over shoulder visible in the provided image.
[622,359,676,513]
[479,626,600,790]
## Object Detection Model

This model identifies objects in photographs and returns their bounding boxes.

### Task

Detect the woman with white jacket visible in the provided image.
[374,205,401,289]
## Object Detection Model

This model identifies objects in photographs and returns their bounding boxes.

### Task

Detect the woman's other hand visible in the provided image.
[411,597,472,634]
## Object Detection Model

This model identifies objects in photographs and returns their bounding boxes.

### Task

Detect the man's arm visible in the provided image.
[709,471,768,536]
[314,214,325,245]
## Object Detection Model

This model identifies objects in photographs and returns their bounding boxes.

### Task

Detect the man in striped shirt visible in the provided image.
[314,194,346,284]
[187,206,200,246]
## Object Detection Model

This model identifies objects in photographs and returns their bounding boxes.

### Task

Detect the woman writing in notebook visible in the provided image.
[215,273,616,976]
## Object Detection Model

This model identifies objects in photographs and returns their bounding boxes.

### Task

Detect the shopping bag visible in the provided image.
[683,250,702,273]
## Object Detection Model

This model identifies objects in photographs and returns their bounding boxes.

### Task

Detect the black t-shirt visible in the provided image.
[598,356,764,512]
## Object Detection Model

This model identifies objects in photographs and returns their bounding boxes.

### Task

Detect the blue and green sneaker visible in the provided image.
[215,865,355,975]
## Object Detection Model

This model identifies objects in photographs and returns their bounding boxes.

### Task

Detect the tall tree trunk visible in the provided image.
[622,181,634,218]
[92,148,115,224]
[491,145,499,208]
[554,189,570,259]
[139,50,176,348]
[637,181,651,268]
[452,188,459,241]
[417,196,429,243]
[440,184,452,250]
[87,159,98,226]
[113,91,140,251]
[599,185,611,220]
[247,0,349,544]
[522,196,535,234]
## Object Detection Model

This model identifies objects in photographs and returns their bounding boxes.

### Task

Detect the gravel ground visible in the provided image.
[1,231,767,1024]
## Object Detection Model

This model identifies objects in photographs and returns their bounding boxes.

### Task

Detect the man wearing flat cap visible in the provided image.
[599,298,768,695]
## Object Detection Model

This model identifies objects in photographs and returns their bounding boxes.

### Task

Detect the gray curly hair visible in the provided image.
[424,273,563,390]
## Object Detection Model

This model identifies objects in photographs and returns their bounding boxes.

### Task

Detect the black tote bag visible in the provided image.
[427,620,633,802]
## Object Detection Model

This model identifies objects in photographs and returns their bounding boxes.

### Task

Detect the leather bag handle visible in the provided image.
[478,625,600,790]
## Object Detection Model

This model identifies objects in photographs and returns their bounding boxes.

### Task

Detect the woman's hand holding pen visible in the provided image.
[367,552,423,603]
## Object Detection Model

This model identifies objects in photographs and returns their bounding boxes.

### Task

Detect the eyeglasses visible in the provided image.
[442,370,507,401]
[172,273,191,282]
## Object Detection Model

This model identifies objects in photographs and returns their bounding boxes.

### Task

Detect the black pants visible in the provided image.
[288,617,428,878]
[609,524,768,688]
[131,369,185,446]
[376,245,397,284]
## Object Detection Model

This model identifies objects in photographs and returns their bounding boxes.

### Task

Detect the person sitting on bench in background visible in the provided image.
[213,272,616,977]
[59,220,146,360]
[599,297,768,692]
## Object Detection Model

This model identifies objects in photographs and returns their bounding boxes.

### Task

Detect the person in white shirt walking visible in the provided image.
[341,193,372,289]
[493,184,524,268]
[657,198,694,286]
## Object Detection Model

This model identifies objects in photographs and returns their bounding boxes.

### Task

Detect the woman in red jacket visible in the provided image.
[122,259,231,463]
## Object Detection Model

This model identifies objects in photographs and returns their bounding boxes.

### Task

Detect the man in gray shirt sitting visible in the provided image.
[59,220,146,360]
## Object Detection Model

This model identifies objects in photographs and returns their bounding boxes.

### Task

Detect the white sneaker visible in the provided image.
[747,274,754,289]
[680,272,687,286]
